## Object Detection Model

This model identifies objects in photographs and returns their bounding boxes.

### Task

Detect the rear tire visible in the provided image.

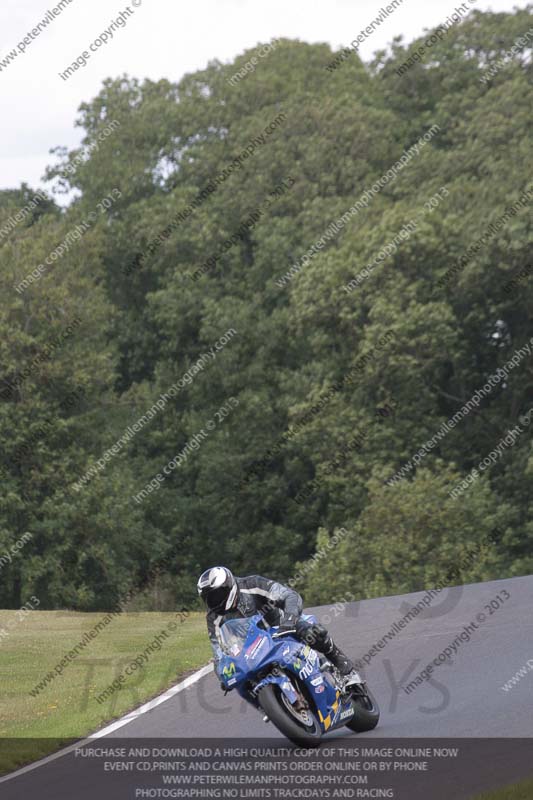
[257,683,322,747]
[344,685,380,732]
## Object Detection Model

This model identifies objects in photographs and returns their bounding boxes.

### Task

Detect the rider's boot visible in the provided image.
[324,642,363,687]
[323,639,352,673]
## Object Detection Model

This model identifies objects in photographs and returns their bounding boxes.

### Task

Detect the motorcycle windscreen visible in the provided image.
[218,617,255,657]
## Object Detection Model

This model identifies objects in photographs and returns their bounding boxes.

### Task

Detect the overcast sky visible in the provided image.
[0,0,524,195]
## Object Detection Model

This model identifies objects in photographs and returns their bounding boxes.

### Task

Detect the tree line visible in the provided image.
[1,5,532,611]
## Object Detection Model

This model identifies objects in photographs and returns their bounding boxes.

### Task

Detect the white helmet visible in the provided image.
[197,566,239,612]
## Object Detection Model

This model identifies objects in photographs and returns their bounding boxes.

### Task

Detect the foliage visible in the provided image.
[1,8,532,608]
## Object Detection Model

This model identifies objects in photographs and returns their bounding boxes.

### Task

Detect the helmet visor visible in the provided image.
[202,585,231,611]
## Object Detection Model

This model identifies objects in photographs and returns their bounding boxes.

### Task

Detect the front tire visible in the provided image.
[257,684,322,747]
[344,685,380,732]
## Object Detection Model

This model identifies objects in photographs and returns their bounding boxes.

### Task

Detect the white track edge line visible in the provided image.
[0,662,213,785]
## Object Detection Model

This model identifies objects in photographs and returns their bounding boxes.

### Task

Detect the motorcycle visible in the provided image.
[217,613,379,745]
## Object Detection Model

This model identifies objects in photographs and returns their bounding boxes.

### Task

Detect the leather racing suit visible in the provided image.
[206,574,354,676]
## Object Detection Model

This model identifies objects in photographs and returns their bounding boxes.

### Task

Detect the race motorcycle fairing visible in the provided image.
[217,613,379,743]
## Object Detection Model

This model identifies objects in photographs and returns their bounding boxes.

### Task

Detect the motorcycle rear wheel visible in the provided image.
[257,684,322,746]
[344,685,380,732]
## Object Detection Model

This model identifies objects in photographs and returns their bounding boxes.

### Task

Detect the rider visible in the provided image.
[197,566,360,685]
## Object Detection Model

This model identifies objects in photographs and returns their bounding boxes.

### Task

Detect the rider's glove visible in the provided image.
[272,614,299,637]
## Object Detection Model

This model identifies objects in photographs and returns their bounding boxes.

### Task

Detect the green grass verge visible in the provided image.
[473,778,533,799]
[0,609,212,775]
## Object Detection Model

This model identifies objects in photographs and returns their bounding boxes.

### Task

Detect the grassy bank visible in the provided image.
[474,778,533,799]
[0,609,212,774]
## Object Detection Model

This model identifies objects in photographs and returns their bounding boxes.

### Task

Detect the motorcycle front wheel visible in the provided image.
[257,683,322,747]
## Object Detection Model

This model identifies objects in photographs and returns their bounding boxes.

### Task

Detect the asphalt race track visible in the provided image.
[109,574,533,739]
[2,575,533,799]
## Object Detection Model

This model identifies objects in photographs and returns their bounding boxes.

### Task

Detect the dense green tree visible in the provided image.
[1,7,532,608]
[298,467,514,604]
